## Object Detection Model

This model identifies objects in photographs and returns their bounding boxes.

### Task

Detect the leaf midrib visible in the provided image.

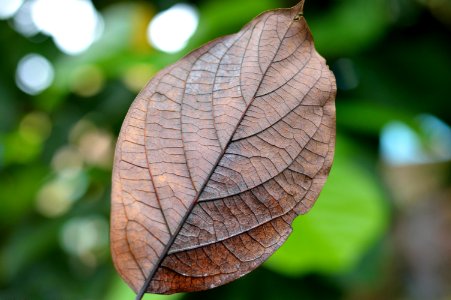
[136,8,301,298]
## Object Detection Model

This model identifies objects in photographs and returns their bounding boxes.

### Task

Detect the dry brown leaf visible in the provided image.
[111,0,336,296]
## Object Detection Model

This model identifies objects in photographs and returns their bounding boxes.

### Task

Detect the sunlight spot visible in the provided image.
[16,54,54,95]
[147,3,199,53]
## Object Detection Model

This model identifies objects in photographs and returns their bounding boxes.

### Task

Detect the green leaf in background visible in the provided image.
[0,165,47,226]
[0,220,60,283]
[106,275,184,300]
[265,136,388,276]
[309,0,390,57]
[337,101,418,135]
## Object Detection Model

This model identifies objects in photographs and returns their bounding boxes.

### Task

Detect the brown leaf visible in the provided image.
[111,0,336,296]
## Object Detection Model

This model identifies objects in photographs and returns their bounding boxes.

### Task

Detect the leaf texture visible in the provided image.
[111,0,337,296]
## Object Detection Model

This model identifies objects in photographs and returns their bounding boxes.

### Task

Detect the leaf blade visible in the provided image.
[111,0,337,295]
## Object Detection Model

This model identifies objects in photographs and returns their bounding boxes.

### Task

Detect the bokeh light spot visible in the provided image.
[70,65,105,97]
[51,146,84,172]
[19,111,52,144]
[60,216,109,267]
[30,0,103,55]
[69,120,114,169]
[16,54,54,95]
[418,114,451,161]
[0,0,23,19]
[147,3,199,53]
[78,130,113,169]
[122,64,154,92]
[12,1,39,36]
[35,170,88,218]
[381,122,427,165]
[381,115,451,165]
[36,182,74,217]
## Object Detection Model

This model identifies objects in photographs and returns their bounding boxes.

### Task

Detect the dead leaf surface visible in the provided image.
[111,0,336,296]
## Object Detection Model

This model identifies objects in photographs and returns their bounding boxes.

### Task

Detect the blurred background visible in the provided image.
[0,0,450,299]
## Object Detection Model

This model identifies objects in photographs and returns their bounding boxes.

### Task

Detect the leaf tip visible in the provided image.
[292,0,305,21]
[293,0,305,13]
